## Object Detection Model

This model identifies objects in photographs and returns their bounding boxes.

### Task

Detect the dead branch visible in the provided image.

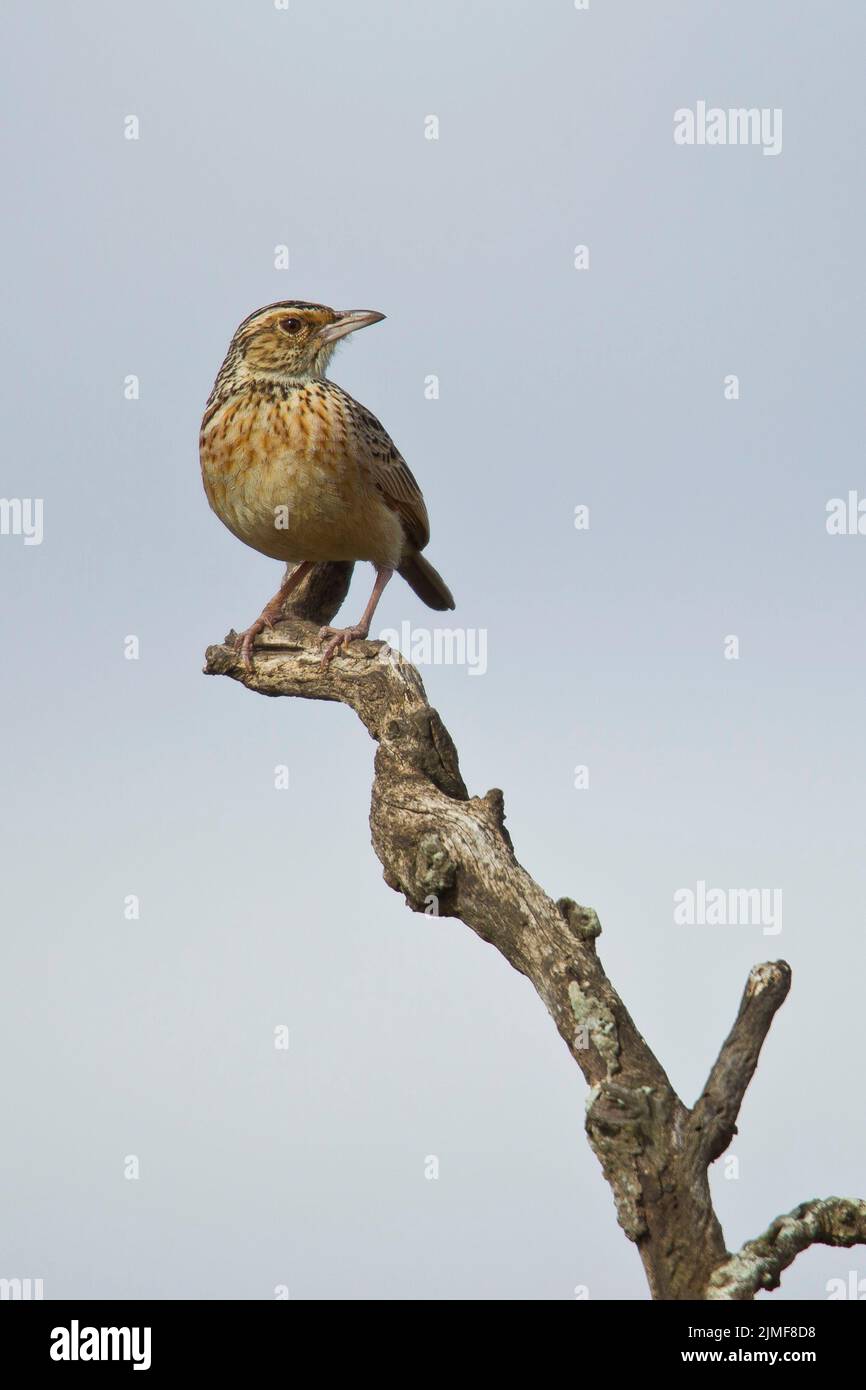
[203,605,865,1299]
[688,962,792,1165]
[706,1198,866,1300]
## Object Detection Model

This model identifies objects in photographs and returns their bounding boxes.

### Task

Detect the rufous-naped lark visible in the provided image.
[200,301,455,666]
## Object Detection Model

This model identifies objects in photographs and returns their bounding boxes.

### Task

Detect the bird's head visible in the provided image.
[221,301,385,385]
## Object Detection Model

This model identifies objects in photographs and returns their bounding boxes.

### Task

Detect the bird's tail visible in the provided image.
[398,550,455,611]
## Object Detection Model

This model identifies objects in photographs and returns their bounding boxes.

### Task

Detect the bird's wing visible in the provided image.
[351,400,430,551]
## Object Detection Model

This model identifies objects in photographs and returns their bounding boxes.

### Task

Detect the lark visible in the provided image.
[200,301,455,667]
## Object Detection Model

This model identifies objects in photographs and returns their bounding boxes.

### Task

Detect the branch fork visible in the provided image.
[205,593,865,1299]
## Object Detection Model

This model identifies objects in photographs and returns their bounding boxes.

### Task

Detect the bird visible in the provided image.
[200,300,455,667]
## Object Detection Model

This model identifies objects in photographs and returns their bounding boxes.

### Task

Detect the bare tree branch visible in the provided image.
[688,961,792,1165]
[203,614,863,1300]
[281,560,354,626]
[706,1198,866,1300]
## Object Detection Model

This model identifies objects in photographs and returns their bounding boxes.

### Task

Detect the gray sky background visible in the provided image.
[2,0,865,1299]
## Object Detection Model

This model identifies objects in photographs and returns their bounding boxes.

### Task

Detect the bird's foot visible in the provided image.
[233,612,276,671]
[318,623,369,665]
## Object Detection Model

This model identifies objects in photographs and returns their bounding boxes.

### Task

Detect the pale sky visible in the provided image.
[2,0,864,1299]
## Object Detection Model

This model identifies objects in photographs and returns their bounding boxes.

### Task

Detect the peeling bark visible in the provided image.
[204,608,866,1299]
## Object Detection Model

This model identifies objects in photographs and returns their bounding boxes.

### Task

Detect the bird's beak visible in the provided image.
[316,309,386,345]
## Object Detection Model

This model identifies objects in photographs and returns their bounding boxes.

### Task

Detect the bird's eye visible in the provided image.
[280,317,302,333]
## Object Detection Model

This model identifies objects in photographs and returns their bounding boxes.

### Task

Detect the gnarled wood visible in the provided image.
[707,1198,866,1300]
[204,617,865,1299]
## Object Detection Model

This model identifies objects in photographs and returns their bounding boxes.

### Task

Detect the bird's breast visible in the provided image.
[199,386,402,566]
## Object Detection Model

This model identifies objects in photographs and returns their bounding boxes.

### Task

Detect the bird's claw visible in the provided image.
[319,625,367,665]
[234,620,266,671]
[233,603,284,670]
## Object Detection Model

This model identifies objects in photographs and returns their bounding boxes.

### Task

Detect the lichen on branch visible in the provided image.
[204,600,865,1300]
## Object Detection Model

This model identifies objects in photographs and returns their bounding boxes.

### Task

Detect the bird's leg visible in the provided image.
[235,561,314,670]
[319,565,394,665]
